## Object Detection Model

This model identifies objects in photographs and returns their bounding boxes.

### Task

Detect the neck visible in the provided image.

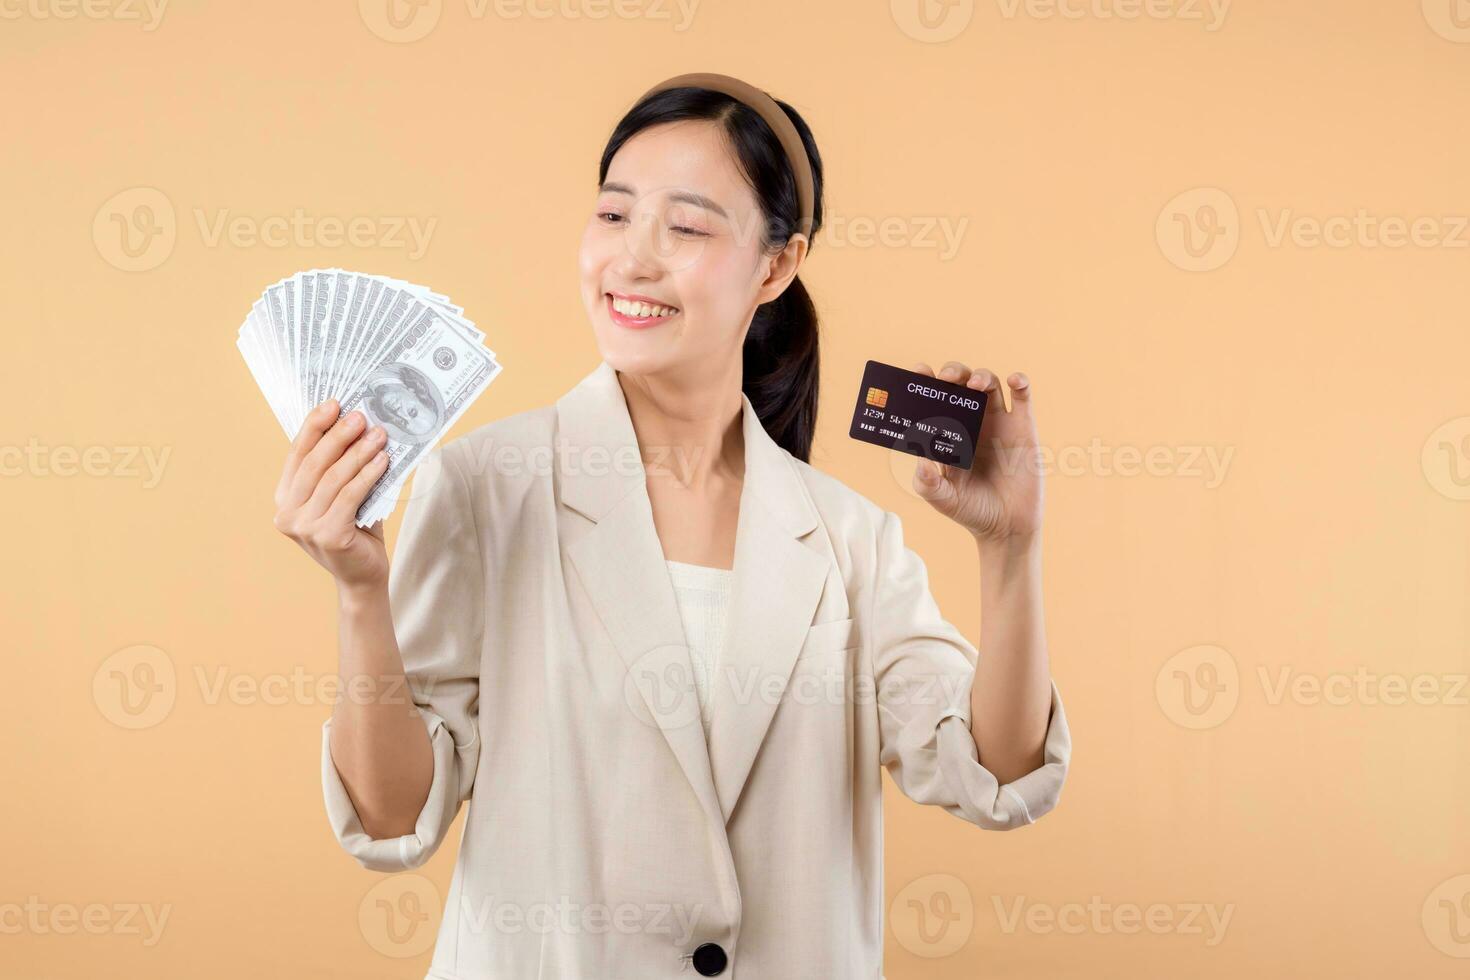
[617,366,745,489]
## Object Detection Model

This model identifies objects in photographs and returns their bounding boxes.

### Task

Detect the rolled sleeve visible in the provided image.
[871,510,1071,831]
[319,443,484,871]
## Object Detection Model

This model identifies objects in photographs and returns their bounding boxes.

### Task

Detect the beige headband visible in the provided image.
[635,71,815,241]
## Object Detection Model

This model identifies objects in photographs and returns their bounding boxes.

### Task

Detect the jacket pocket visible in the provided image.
[799,617,856,658]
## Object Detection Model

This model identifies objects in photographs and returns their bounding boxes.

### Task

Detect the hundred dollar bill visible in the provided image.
[338,301,501,526]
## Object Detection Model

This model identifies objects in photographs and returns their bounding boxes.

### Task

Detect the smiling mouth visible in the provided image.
[606,293,681,324]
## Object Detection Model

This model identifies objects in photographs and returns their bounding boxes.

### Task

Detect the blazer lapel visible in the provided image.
[558,362,725,833]
[556,360,829,831]
[706,401,828,824]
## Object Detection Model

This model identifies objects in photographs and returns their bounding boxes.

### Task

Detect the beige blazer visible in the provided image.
[321,359,1071,979]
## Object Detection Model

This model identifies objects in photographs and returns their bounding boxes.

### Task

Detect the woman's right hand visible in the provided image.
[273,399,392,593]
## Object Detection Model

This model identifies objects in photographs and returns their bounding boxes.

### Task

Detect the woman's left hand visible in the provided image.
[910,361,1043,542]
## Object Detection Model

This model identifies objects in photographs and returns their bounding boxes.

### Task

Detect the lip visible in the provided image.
[605,292,680,330]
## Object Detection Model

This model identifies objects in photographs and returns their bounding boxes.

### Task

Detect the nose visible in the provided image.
[613,210,669,280]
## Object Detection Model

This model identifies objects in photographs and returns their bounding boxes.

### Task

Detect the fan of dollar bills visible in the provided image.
[235,269,502,527]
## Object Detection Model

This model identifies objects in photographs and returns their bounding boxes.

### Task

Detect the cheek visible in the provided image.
[678,246,757,320]
[577,221,618,290]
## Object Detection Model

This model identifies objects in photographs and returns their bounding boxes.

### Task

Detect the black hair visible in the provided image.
[597,84,826,462]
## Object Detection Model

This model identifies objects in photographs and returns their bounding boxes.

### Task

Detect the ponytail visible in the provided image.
[743,273,819,462]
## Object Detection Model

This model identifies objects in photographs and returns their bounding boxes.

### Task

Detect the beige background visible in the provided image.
[4,0,1469,976]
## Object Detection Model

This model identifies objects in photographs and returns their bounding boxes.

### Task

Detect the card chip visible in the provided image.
[865,386,888,408]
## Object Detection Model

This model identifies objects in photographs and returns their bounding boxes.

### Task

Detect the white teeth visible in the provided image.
[611,296,678,318]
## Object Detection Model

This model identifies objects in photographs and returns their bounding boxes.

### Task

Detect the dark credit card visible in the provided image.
[848,360,986,470]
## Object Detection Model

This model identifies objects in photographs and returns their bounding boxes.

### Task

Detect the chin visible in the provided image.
[590,324,674,376]
[598,345,677,380]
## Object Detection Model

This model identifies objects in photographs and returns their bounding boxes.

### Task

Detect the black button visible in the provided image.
[692,941,727,976]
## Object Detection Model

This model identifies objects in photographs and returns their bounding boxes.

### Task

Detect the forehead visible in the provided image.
[603,119,757,214]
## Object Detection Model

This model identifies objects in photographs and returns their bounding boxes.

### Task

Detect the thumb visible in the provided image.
[913,459,957,512]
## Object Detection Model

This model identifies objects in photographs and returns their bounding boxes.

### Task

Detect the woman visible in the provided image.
[272,73,1071,979]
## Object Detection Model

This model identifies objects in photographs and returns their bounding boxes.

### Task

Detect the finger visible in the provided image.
[913,458,959,508]
[303,425,387,520]
[937,361,971,385]
[912,361,935,377]
[1007,371,1032,407]
[324,448,391,529]
[277,400,340,500]
[290,410,369,503]
[965,367,1006,416]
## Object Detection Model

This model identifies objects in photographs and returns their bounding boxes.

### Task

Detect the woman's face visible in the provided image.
[579,119,800,381]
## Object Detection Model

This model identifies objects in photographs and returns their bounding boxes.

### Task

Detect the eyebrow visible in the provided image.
[599,181,728,219]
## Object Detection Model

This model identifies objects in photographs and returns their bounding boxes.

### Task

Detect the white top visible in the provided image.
[665,559,734,737]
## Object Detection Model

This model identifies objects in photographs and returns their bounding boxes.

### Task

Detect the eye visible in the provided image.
[670,225,708,238]
[597,210,625,225]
